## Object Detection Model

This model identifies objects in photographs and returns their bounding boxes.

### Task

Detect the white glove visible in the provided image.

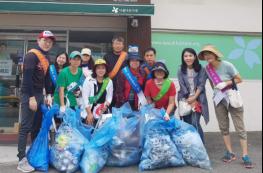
[60,105,66,113]
[215,82,228,90]
[46,94,53,106]
[137,92,148,108]
[164,113,170,121]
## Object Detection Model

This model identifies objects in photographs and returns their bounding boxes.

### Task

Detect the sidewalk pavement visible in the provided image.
[0,132,262,173]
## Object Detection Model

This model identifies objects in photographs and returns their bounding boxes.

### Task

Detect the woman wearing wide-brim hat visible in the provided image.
[198,44,253,168]
[144,62,176,121]
[81,59,113,127]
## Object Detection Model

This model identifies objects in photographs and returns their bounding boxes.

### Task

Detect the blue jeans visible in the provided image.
[181,112,205,144]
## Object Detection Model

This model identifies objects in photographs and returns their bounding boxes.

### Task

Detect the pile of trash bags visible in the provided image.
[27,103,212,173]
[138,106,212,171]
[139,107,186,171]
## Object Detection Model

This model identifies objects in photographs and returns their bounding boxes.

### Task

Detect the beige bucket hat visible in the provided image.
[198,44,224,60]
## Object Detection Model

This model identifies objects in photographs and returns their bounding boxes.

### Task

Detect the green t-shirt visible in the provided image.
[54,67,82,107]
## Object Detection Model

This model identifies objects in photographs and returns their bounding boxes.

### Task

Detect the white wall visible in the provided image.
[151,0,262,33]
[173,79,262,132]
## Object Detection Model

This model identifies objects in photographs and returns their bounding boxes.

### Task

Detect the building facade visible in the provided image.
[0,0,154,136]
[151,0,262,132]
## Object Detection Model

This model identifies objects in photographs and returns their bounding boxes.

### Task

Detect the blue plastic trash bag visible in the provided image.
[107,103,142,167]
[171,118,212,170]
[50,108,88,173]
[78,121,93,140]
[139,109,185,171]
[27,104,59,171]
[75,109,94,141]
[80,111,121,173]
[81,145,109,173]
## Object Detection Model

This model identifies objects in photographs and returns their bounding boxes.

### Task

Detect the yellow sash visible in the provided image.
[109,51,127,79]
[29,49,49,75]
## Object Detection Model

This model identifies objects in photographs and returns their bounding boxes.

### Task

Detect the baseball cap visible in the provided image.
[127,45,143,62]
[38,30,55,41]
[95,59,107,66]
[81,48,92,56]
[69,51,82,59]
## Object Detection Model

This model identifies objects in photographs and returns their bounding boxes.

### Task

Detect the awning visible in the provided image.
[0,1,155,16]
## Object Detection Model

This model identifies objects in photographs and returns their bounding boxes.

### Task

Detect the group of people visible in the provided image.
[17,30,253,173]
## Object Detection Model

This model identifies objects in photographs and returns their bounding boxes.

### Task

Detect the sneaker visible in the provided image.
[222,151,237,163]
[242,155,254,169]
[17,157,35,173]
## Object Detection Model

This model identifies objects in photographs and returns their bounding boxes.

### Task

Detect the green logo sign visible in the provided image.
[152,32,262,80]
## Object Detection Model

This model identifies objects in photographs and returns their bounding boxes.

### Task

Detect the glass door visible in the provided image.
[0,40,25,133]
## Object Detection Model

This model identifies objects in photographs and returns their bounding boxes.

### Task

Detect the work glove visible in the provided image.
[215,82,228,90]
[164,113,170,121]
[60,105,66,114]
[46,94,53,106]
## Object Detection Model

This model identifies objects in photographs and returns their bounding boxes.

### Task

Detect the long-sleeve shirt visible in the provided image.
[104,51,127,107]
[21,47,52,96]
[81,77,113,118]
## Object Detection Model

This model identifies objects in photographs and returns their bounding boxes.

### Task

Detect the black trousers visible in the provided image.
[17,93,43,161]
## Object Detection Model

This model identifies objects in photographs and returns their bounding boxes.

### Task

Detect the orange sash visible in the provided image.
[108,51,127,79]
[144,66,151,76]
[29,49,49,75]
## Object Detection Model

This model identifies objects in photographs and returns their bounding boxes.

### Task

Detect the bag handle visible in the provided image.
[231,78,238,90]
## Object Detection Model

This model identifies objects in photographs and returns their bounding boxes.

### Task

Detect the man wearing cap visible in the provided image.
[54,51,83,112]
[104,36,127,108]
[198,45,253,168]
[81,48,94,78]
[17,30,55,172]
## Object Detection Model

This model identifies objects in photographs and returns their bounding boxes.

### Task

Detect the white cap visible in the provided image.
[81,48,92,56]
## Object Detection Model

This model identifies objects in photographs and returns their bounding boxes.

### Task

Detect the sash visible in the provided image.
[49,64,58,86]
[144,66,151,76]
[144,66,152,80]
[29,49,49,75]
[122,67,142,93]
[153,79,172,101]
[78,74,86,87]
[89,78,110,104]
[206,64,229,92]
[108,51,127,79]
[122,67,148,106]
[64,68,85,94]
[206,64,230,106]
